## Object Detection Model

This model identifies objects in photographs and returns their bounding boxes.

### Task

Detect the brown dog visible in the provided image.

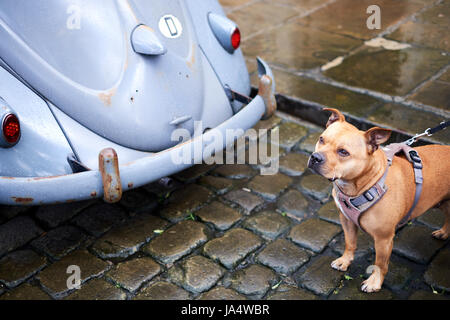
[308,108,450,292]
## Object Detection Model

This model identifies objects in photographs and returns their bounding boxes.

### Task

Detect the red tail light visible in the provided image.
[231,28,241,50]
[2,113,20,145]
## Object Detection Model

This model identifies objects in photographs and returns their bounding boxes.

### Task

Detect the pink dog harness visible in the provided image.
[333,143,423,232]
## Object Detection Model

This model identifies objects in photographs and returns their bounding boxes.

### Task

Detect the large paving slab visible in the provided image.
[368,103,450,144]
[298,0,424,40]
[273,70,381,117]
[324,46,450,97]
[228,1,298,37]
[242,20,362,70]
[408,69,450,112]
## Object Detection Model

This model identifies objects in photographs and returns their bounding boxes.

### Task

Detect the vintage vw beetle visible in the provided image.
[0,0,276,205]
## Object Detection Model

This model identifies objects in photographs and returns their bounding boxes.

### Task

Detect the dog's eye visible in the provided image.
[338,149,350,157]
[319,136,324,144]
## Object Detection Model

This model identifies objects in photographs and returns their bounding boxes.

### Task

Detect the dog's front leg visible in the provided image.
[361,233,394,292]
[331,212,358,271]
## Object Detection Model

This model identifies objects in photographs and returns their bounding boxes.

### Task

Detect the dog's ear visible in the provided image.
[365,127,392,153]
[324,108,345,127]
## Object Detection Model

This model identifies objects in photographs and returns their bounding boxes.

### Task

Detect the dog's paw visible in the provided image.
[361,274,382,293]
[432,229,448,240]
[331,257,352,271]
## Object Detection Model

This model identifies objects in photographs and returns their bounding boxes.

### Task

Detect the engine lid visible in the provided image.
[0,0,215,151]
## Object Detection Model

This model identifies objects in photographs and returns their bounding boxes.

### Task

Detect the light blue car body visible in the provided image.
[0,0,275,205]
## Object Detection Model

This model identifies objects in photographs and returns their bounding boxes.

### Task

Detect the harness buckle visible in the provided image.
[364,190,374,201]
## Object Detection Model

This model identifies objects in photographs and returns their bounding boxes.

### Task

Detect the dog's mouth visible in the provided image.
[328,177,337,182]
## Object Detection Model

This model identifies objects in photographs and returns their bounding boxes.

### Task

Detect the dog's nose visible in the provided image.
[309,152,325,167]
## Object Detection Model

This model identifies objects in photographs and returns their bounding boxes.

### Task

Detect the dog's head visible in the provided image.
[308,108,391,181]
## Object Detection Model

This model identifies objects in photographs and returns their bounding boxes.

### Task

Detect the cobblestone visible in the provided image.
[242,211,291,240]
[331,232,373,260]
[298,132,321,154]
[223,189,264,214]
[317,201,341,225]
[72,203,127,237]
[276,122,308,150]
[134,281,190,300]
[106,257,161,293]
[393,225,447,264]
[0,250,46,288]
[198,176,234,195]
[160,184,212,222]
[91,214,168,259]
[195,201,242,231]
[197,286,247,300]
[424,249,450,292]
[297,256,343,296]
[257,239,310,275]
[289,219,341,253]
[0,283,50,300]
[118,188,158,215]
[277,189,310,220]
[247,173,293,201]
[203,228,263,269]
[37,250,111,298]
[169,255,224,293]
[213,164,256,180]
[35,201,94,228]
[65,279,127,300]
[31,226,88,260]
[297,174,332,203]
[330,279,394,300]
[267,284,318,300]
[0,217,43,257]
[417,208,445,230]
[143,221,209,265]
[278,153,309,177]
[224,264,278,299]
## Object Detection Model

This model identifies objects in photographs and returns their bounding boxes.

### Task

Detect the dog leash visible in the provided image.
[405,120,450,146]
